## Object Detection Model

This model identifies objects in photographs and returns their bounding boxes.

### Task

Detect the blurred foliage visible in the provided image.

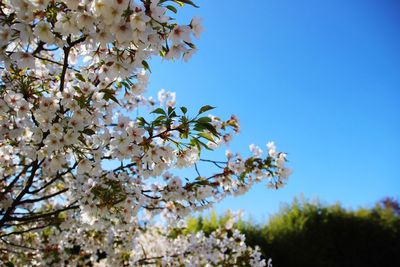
[185,196,400,267]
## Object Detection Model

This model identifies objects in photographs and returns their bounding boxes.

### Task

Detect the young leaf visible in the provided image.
[197,139,212,150]
[190,138,202,152]
[198,132,216,143]
[151,108,166,115]
[197,122,219,136]
[75,73,86,82]
[174,0,199,8]
[167,106,177,117]
[82,128,96,136]
[137,117,147,126]
[180,106,188,114]
[142,60,151,73]
[171,0,184,7]
[166,5,178,13]
[108,94,120,105]
[154,115,166,122]
[197,116,212,123]
[198,105,215,114]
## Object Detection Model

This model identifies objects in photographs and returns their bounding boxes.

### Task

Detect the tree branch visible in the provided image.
[0,160,42,228]
[18,188,68,205]
[9,203,79,223]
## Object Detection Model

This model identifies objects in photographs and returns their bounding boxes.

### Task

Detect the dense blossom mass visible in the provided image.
[0,0,290,265]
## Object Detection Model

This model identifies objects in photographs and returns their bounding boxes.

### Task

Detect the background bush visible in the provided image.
[185,197,400,267]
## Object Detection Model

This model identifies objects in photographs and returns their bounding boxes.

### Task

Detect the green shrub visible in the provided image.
[187,197,400,267]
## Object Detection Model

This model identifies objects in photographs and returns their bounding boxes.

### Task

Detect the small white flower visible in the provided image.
[170,25,191,44]
[11,52,36,69]
[249,144,263,157]
[114,23,133,44]
[191,16,204,39]
[34,21,55,44]
[267,141,277,157]
[77,159,93,175]
[4,92,24,108]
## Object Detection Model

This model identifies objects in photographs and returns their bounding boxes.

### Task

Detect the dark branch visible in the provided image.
[18,188,68,205]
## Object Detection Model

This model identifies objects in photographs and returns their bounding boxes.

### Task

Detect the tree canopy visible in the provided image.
[0,0,290,265]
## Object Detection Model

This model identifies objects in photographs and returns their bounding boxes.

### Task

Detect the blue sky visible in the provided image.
[148,0,400,220]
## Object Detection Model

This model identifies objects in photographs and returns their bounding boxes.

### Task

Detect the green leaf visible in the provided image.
[154,115,166,121]
[197,122,219,136]
[171,0,184,7]
[190,138,202,152]
[180,106,188,114]
[137,117,147,126]
[159,49,166,57]
[197,116,212,123]
[152,115,166,127]
[75,73,86,82]
[198,105,215,114]
[170,111,177,118]
[180,116,189,125]
[174,0,199,8]
[73,86,82,94]
[142,60,151,72]
[179,132,188,139]
[74,95,86,108]
[100,88,120,105]
[151,108,166,115]
[166,5,178,13]
[121,81,130,89]
[239,172,246,183]
[198,132,216,143]
[193,125,205,132]
[197,139,212,150]
[82,128,96,136]
[78,135,88,146]
[168,106,177,117]
[183,41,196,49]
[108,94,120,105]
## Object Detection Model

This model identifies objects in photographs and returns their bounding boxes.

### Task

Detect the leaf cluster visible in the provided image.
[137,105,222,152]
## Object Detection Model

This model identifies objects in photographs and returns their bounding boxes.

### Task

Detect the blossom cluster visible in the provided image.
[0,0,290,265]
[1,218,266,266]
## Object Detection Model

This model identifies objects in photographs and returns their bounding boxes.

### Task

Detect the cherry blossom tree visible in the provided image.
[0,0,290,265]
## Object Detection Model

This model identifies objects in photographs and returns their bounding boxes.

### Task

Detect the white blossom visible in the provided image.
[0,1,290,265]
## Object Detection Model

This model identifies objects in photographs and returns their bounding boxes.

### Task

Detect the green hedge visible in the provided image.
[185,197,400,267]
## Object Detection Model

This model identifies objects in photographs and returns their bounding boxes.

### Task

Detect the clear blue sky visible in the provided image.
[148,0,400,220]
